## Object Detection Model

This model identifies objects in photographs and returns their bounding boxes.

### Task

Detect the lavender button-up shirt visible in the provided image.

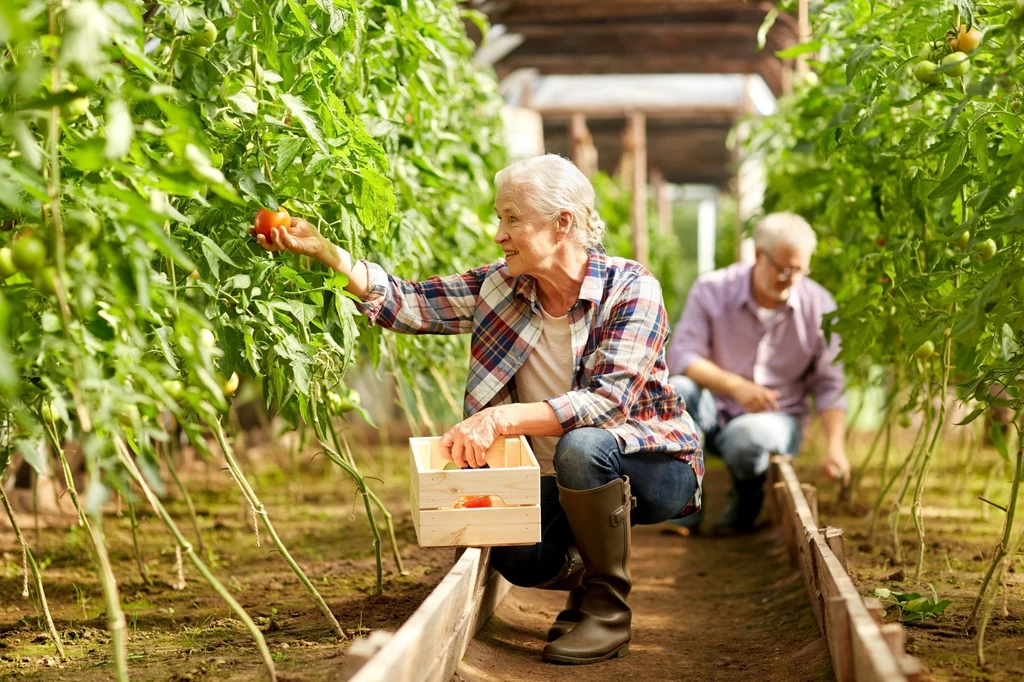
[667,263,847,424]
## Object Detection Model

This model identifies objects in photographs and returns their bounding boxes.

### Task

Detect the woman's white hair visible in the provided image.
[494,154,606,250]
[753,212,818,254]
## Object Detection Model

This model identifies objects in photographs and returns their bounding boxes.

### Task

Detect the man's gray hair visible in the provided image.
[753,212,818,254]
[494,154,606,250]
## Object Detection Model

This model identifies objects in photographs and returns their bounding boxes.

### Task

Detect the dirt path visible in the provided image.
[454,464,834,682]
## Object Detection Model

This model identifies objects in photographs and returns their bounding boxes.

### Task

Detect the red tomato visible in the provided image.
[253,208,290,241]
[455,496,492,509]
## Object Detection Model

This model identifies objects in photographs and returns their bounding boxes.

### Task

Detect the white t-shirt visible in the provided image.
[515,305,573,475]
[756,305,781,326]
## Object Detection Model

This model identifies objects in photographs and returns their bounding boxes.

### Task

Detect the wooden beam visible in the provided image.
[346,548,512,682]
[537,103,740,123]
[625,112,648,267]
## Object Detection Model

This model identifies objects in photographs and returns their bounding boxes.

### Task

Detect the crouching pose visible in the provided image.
[253,154,703,665]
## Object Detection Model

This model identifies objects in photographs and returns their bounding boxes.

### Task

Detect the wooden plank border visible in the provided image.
[344,548,512,682]
[768,456,920,682]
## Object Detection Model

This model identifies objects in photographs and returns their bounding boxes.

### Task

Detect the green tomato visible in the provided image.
[162,380,185,399]
[40,401,56,423]
[178,42,208,66]
[941,52,970,77]
[65,97,90,121]
[194,20,217,47]
[118,404,140,427]
[913,61,941,85]
[954,230,970,250]
[913,340,936,360]
[11,236,47,275]
[898,415,912,429]
[0,247,16,279]
[34,266,58,296]
[198,328,216,347]
[973,238,997,260]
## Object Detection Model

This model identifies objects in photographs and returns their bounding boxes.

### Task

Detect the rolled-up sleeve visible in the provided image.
[808,298,847,412]
[357,262,489,335]
[546,273,669,430]
[667,280,712,375]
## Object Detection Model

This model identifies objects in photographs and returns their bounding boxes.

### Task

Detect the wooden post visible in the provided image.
[569,113,598,177]
[879,623,905,658]
[801,483,819,527]
[825,527,848,573]
[625,112,648,266]
[651,169,672,238]
[341,631,394,680]
[863,597,885,624]
[825,597,855,682]
[797,0,810,78]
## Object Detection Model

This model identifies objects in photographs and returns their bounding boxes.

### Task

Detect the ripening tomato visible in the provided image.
[222,371,239,396]
[253,208,290,241]
[948,25,983,53]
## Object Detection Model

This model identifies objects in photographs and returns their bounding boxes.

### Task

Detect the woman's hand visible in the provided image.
[250,217,348,270]
[439,408,508,468]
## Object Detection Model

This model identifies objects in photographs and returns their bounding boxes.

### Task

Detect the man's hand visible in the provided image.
[823,443,850,482]
[731,379,781,413]
[439,408,509,468]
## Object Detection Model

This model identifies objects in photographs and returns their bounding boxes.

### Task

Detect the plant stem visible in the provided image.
[160,443,205,553]
[911,329,952,581]
[127,494,151,585]
[0,485,66,659]
[208,419,346,639]
[428,365,463,419]
[89,513,129,682]
[966,432,1024,634]
[890,376,933,565]
[114,438,277,681]
[339,433,406,576]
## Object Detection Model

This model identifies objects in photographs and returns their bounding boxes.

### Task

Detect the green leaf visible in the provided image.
[775,41,822,60]
[281,93,329,155]
[929,165,972,200]
[757,8,779,51]
[286,0,319,36]
[846,42,877,85]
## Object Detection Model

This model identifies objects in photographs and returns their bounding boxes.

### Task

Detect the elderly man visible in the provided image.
[662,212,849,536]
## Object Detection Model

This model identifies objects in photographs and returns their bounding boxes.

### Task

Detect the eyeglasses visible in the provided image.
[762,252,811,282]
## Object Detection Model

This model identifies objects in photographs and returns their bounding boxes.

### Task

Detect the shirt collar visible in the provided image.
[513,250,606,309]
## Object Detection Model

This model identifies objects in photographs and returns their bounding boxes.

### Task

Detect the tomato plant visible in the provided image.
[752,0,1024,666]
[0,0,505,677]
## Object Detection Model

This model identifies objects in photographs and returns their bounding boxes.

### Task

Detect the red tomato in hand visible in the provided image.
[253,208,290,241]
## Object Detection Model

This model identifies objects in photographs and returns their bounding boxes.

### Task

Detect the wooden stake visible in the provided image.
[825,527,848,573]
[569,113,598,177]
[802,483,819,527]
[651,169,672,237]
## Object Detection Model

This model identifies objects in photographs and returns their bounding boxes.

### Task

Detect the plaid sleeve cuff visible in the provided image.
[546,394,585,431]
[355,261,391,325]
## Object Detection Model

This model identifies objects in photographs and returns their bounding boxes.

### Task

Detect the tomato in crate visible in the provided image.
[408,435,540,547]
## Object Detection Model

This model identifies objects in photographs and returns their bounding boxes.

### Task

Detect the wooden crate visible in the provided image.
[409,435,541,548]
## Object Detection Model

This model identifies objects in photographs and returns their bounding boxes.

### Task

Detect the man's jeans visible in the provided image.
[669,375,802,481]
[490,427,698,587]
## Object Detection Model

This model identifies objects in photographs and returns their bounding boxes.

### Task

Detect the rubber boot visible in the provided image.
[532,546,585,642]
[542,477,635,665]
[712,473,766,536]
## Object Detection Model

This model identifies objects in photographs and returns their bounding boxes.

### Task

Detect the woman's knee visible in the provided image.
[552,428,619,490]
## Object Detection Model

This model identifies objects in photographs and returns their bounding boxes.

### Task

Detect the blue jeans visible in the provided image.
[669,375,802,481]
[490,427,698,587]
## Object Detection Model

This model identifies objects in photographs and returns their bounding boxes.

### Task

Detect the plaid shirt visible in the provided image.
[358,252,703,514]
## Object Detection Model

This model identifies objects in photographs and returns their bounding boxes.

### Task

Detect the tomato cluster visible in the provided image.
[913,24,981,85]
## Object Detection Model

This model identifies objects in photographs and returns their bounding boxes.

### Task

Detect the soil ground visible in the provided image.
[0,436,447,681]
[454,459,835,682]
[795,427,1024,682]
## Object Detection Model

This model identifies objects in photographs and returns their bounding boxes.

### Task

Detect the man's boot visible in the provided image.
[542,477,634,664]
[712,473,766,536]
[533,546,585,642]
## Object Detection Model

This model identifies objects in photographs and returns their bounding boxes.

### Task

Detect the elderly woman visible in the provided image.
[252,154,703,665]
